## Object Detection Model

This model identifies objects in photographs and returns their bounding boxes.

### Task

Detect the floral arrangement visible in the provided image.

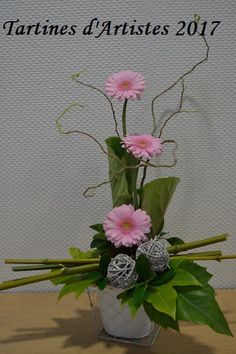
[1,33,235,337]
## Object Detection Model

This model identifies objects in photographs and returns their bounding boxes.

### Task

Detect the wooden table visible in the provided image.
[0,290,235,354]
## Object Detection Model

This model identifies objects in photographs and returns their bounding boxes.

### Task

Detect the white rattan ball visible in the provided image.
[136,239,169,272]
[107,254,138,288]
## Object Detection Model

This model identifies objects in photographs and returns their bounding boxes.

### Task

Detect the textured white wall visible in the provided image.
[0,1,235,291]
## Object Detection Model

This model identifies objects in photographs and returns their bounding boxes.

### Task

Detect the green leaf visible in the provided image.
[167,237,185,246]
[141,177,180,236]
[97,277,108,290]
[143,301,180,331]
[135,254,156,282]
[105,136,126,158]
[147,268,201,319]
[50,275,75,285]
[118,283,149,318]
[178,260,212,287]
[99,254,111,276]
[89,224,104,233]
[147,284,177,319]
[177,285,233,336]
[90,232,107,250]
[170,269,202,288]
[105,136,132,206]
[128,284,148,317]
[69,247,98,259]
[150,267,176,286]
[169,257,187,271]
[58,272,100,301]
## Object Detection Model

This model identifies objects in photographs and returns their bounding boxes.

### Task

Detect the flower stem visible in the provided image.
[167,234,228,254]
[122,98,128,136]
[0,263,99,291]
[132,178,138,209]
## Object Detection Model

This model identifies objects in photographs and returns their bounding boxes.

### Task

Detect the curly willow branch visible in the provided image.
[83,138,178,198]
[141,140,178,168]
[83,164,143,198]
[55,103,124,166]
[140,140,178,190]
[158,79,185,138]
[71,74,120,137]
[151,34,209,136]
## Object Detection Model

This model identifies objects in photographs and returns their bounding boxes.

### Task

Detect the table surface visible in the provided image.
[0,290,235,354]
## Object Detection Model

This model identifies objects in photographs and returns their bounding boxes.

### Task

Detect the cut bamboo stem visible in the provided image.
[174,250,222,258]
[12,264,72,272]
[0,263,99,291]
[5,258,100,265]
[171,255,236,261]
[167,234,228,254]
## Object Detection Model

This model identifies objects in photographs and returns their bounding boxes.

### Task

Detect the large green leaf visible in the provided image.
[170,269,202,288]
[176,285,232,336]
[105,137,132,206]
[147,269,201,319]
[141,177,180,236]
[143,301,180,331]
[58,272,100,301]
[147,284,177,319]
[178,260,212,287]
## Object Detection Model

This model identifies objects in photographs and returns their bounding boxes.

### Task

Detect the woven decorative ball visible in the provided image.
[136,239,169,272]
[107,254,138,288]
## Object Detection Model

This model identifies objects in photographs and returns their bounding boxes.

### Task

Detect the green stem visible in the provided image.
[174,250,222,258]
[122,99,128,136]
[140,165,148,191]
[167,234,228,254]
[5,258,100,265]
[131,172,138,209]
[12,264,73,272]
[0,263,99,291]
[171,255,236,261]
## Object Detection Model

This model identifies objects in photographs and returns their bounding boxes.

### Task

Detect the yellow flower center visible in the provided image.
[121,81,130,90]
[122,222,132,230]
[137,139,149,148]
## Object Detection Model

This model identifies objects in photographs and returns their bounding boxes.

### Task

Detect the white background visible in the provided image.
[0,1,235,290]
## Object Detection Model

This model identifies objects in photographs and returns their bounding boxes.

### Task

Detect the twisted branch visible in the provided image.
[151,34,209,136]
[139,139,178,190]
[71,74,120,137]
[83,137,178,197]
[56,103,123,166]
[140,140,178,169]
[158,79,185,138]
[83,164,143,198]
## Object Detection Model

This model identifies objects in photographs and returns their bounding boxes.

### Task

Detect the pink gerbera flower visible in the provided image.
[103,204,151,248]
[122,134,163,160]
[105,70,145,100]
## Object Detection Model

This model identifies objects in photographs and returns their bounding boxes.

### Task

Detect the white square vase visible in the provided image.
[87,286,159,346]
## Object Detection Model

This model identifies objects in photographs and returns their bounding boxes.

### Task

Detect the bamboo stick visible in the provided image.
[167,234,228,254]
[174,250,222,258]
[171,255,236,261]
[0,263,99,291]
[12,264,71,272]
[5,258,100,265]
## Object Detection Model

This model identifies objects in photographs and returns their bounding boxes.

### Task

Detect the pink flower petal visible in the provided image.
[103,204,151,248]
